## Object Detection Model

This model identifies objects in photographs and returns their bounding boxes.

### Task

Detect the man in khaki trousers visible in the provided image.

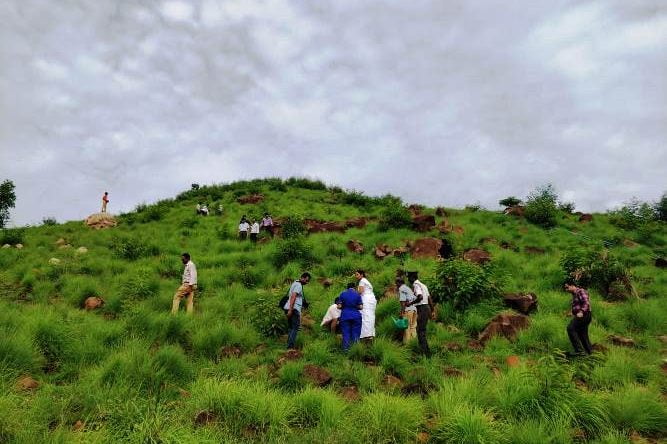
[172,252,197,314]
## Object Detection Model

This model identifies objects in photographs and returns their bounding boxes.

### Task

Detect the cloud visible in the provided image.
[0,0,665,225]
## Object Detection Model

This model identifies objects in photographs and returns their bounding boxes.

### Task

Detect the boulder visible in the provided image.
[55,238,67,246]
[504,205,525,217]
[579,213,593,222]
[408,204,423,215]
[303,364,332,387]
[436,220,452,233]
[435,207,448,217]
[72,420,84,431]
[84,297,105,311]
[478,313,530,344]
[392,246,410,256]
[410,238,443,259]
[59,244,72,249]
[17,375,39,391]
[657,335,667,344]
[467,340,483,351]
[411,214,436,232]
[194,410,217,426]
[15,244,23,249]
[452,226,465,235]
[524,246,546,255]
[219,346,242,359]
[85,213,117,229]
[444,342,463,352]
[1,244,10,249]
[48,258,61,266]
[340,385,361,402]
[346,240,364,254]
[345,217,368,229]
[655,257,667,268]
[500,241,517,251]
[319,278,333,288]
[503,293,538,314]
[609,335,635,347]
[76,246,88,254]
[374,245,390,259]
[277,349,303,366]
[304,219,346,233]
[622,239,639,248]
[236,194,264,204]
[463,249,491,265]
[382,374,403,388]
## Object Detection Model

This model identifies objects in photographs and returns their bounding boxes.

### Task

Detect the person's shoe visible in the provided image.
[565,351,584,359]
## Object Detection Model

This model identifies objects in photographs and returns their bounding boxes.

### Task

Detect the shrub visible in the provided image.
[499,196,522,207]
[120,268,160,300]
[41,217,58,226]
[430,259,502,309]
[338,189,374,208]
[432,403,504,444]
[605,385,667,435]
[355,393,424,443]
[280,215,307,239]
[378,201,412,231]
[655,192,667,222]
[524,184,559,228]
[249,295,287,337]
[110,236,159,260]
[272,238,316,268]
[608,198,657,230]
[558,202,576,213]
[0,228,25,245]
[285,177,327,190]
[560,247,634,300]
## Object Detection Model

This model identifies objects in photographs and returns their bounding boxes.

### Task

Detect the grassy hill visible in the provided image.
[0,177,665,443]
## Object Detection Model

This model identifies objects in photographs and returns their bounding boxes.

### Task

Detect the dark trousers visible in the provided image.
[239,231,247,240]
[567,312,592,354]
[340,317,362,351]
[250,233,258,243]
[416,305,431,356]
[286,311,301,349]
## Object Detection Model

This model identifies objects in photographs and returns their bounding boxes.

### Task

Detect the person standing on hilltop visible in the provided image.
[172,253,197,315]
[238,215,250,240]
[250,218,260,243]
[408,271,434,356]
[564,283,593,356]
[355,270,376,342]
[283,272,311,349]
[101,192,109,213]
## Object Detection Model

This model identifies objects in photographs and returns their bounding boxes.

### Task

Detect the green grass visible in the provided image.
[0,177,665,442]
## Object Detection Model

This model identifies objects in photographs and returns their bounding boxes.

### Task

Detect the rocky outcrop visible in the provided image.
[504,206,525,217]
[503,293,538,314]
[478,313,530,344]
[579,213,593,222]
[463,249,491,265]
[609,335,635,347]
[304,219,346,233]
[84,297,104,311]
[17,375,39,391]
[411,214,436,232]
[277,349,303,366]
[524,246,546,255]
[85,213,117,229]
[219,346,242,359]
[344,217,368,229]
[435,207,448,217]
[346,240,364,254]
[410,238,442,259]
[236,194,264,204]
[303,364,332,387]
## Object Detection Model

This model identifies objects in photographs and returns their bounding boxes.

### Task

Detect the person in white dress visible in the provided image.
[355,269,376,340]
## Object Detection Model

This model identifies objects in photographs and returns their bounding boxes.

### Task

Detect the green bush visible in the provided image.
[499,196,522,207]
[655,192,667,222]
[280,215,307,239]
[524,184,559,228]
[41,217,58,226]
[285,177,327,190]
[120,268,160,300]
[0,228,25,245]
[430,259,502,309]
[605,385,667,435]
[110,236,160,261]
[378,201,412,231]
[608,198,657,230]
[249,295,287,337]
[272,238,316,268]
[560,247,634,300]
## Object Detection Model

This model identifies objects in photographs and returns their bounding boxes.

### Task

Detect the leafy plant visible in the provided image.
[249,295,287,337]
[110,236,159,260]
[524,184,559,228]
[272,238,316,268]
[0,179,16,228]
[280,215,307,239]
[378,201,412,231]
[0,228,25,245]
[560,246,634,300]
[430,258,502,309]
[608,197,657,230]
[499,196,522,207]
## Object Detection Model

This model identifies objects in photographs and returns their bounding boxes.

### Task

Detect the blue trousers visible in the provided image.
[286,311,301,349]
[340,317,362,351]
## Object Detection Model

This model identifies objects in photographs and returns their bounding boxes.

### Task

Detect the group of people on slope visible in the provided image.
[238,213,274,242]
[317,271,435,355]
[195,203,223,216]
[171,253,595,359]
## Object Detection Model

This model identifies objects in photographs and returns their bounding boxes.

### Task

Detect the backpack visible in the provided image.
[277,281,309,310]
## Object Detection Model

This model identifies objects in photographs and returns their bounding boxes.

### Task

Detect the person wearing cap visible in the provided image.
[408,271,434,356]
[396,277,417,344]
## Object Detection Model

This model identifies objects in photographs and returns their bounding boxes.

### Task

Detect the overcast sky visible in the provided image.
[1,0,665,226]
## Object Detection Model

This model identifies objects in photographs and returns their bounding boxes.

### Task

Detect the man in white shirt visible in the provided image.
[250,219,260,242]
[172,252,197,315]
[408,271,434,356]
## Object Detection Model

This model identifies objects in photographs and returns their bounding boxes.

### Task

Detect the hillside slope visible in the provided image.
[0,178,665,443]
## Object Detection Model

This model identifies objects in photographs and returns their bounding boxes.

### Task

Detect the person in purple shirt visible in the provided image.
[336,283,363,351]
[565,283,593,355]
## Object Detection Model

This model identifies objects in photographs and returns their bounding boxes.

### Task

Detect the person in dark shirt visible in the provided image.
[337,283,363,351]
[565,283,593,355]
